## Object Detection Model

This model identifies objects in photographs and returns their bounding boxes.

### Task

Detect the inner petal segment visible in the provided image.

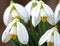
[10,34,17,40]
[41,16,47,23]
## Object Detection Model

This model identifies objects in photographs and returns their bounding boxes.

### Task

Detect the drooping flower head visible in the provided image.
[55,0,60,24]
[31,0,55,27]
[25,0,39,17]
[3,0,29,26]
[38,26,60,46]
[2,19,29,44]
[2,0,29,44]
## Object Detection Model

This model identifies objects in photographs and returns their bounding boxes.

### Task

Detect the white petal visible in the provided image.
[3,6,12,26]
[10,26,17,35]
[31,5,41,27]
[47,35,54,42]
[47,16,55,25]
[13,3,29,23]
[2,29,11,43]
[54,30,60,46]
[42,3,55,25]
[4,20,16,32]
[25,1,32,16]
[25,1,38,16]
[32,15,40,27]
[40,9,47,17]
[2,20,17,43]
[38,27,55,45]
[31,4,41,18]
[43,3,54,18]
[55,3,60,24]
[11,10,19,18]
[17,22,29,44]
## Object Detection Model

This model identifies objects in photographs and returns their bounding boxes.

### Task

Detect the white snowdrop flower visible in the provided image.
[31,0,55,27]
[38,27,58,46]
[3,0,29,26]
[54,29,60,46]
[55,1,60,24]
[25,0,39,17]
[2,19,29,44]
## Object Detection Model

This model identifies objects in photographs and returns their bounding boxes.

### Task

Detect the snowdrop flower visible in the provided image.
[3,0,29,26]
[54,30,60,46]
[55,0,60,24]
[25,0,39,16]
[31,0,55,27]
[2,19,29,44]
[38,27,58,46]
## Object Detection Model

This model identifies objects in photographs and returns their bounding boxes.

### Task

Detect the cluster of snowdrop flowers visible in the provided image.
[25,0,60,46]
[3,0,29,26]
[2,0,60,46]
[25,0,55,27]
[2,0,29,44]
[38,0,60,46]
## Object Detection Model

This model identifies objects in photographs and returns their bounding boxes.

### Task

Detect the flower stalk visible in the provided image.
[10,0,14,5]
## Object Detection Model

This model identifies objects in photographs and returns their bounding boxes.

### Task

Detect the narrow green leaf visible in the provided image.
[38,21,48,46]
[30,16,39,46]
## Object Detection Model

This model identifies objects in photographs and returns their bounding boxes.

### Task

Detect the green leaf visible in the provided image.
[38,21,48,46]
[38,21,48,37]
[10,39,23,46]
[29,16,39,46]
[28,28,36,46]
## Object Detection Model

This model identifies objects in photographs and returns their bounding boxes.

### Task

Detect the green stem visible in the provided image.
[28,28,36,46]
[39,0,42,1]
[10,0,13,1]
[10,0,14,4]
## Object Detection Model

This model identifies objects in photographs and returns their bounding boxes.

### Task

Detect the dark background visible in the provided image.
[0,0,59,46]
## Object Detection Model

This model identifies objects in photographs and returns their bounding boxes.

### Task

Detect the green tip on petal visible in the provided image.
[40,0,44,10]
[32,2,37,8]
[40,4,44,10]
[10,0,14,4]
[52,32,54,36]
[13,22,17,26]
